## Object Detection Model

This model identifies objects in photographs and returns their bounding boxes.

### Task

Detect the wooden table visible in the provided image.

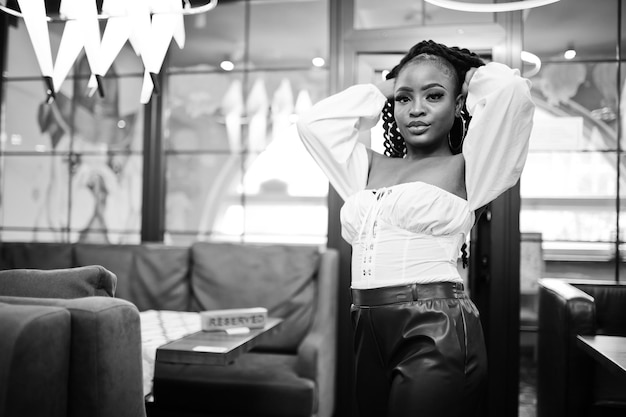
[155,317,283,366]
[577,335,626,380]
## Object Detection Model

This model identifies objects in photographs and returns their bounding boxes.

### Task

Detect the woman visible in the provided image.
[297,40,535,416]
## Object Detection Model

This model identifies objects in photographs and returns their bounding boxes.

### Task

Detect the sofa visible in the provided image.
[0,241,339,417]
[0,265,146,417]
[537,278,626,417]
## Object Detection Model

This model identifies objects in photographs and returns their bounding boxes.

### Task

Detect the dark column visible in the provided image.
[329,1,355,416]
[141,71,166,242]
[0,11,9,138]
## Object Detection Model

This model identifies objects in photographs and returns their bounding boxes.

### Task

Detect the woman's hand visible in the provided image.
[461,67,478,97]
[375,78,395,100]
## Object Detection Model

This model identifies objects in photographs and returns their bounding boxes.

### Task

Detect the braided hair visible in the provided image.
[382,39,485,159]
[382,40,484,268]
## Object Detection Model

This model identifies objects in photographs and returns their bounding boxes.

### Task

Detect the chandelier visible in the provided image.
[424,0,559,13]
[0,0,218,103]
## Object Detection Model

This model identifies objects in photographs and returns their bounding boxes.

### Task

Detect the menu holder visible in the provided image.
[200,307,267,332]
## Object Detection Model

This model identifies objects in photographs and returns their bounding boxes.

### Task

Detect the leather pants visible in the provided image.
[350,283,488,417]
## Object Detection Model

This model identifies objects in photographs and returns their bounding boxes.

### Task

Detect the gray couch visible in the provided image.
[0,241,339,417]
[0,265,146,417]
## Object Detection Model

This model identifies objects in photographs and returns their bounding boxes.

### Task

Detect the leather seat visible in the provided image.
[537,278,626,417]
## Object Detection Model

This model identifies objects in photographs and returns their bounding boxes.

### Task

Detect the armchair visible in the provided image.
[0,265,146,417]
[537,278,626,417]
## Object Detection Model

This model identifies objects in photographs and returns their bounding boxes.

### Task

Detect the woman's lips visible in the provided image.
[407,121,429,134]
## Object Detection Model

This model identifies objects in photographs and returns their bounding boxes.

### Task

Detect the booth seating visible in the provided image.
[0,241,339,417]
[0,265,146,417]
[537,278,626,417]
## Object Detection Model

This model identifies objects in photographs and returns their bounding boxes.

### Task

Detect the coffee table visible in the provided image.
[140,310,283,399]
[155,317,283,366]
[577,335,626,381]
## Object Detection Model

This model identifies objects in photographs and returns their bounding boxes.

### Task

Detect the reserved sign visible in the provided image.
[200,307,268,331]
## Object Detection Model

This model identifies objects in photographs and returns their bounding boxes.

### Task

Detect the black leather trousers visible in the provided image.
[350,283,488,417]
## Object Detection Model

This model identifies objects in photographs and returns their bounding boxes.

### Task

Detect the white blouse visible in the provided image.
[297,62,535,289]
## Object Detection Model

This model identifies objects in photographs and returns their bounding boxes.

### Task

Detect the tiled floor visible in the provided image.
[519,352,538,417]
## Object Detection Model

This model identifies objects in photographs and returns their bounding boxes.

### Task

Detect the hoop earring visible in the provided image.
[449,116,466,153]
[459,116,467,142]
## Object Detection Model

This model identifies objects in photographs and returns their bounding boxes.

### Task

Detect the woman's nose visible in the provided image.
[409,100,425,116]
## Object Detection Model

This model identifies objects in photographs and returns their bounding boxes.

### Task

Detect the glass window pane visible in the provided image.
[622,1,626,59]
[526,62,619,152]
[4,76,143,153]
[164,0,330,245]
[168,1,246,70]
[522,152,616,198]
[249,0,328,69]
[167,73,244,153]
[242,203,328,245]
[247,69,329,109]
[2,72,144,241]
[354,0,492,30]
[165,154,244,244]
[69,154,142,244]
[6,21,64,78]
[524,0,618,62]
[545,253,618,281]
[619,153,626,282]
[1,154,70,239]
[521,151,617,260]
[3,80,54,152]
[241,125,328,245]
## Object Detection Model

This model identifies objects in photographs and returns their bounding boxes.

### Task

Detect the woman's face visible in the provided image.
[393,58,462,157]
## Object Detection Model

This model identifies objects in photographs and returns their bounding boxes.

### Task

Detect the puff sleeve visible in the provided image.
[463,62,535,211]
[296,84,387,201]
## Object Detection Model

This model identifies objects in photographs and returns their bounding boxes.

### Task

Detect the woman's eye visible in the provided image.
[394,95,410,103]
[427,93,444,101]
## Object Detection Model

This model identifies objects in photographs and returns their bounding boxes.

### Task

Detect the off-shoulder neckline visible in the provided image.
[362,180,468,203]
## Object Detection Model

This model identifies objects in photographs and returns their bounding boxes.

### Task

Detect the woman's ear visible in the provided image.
[455,94,465,117]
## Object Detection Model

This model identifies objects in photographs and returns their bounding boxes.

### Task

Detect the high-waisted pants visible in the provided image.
[350,282,488,417]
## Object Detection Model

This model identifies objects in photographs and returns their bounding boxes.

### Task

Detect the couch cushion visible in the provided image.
[128,244,191,311]
[575,283,626,335]
[0,242,74,270]
[592,365,626,410]
[153,352,315,417]
[576,284,626,410]
[74,243,190,311]
[190,243,319,352]
[0,296,146,417]
[74,244,135,300]
[0,302,71,417]
[0,265,116,298]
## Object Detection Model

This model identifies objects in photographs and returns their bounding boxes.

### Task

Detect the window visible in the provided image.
[0,0,330,246]
[1,20,144,243]
[163,0,330,245]
[520,0,626,282]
